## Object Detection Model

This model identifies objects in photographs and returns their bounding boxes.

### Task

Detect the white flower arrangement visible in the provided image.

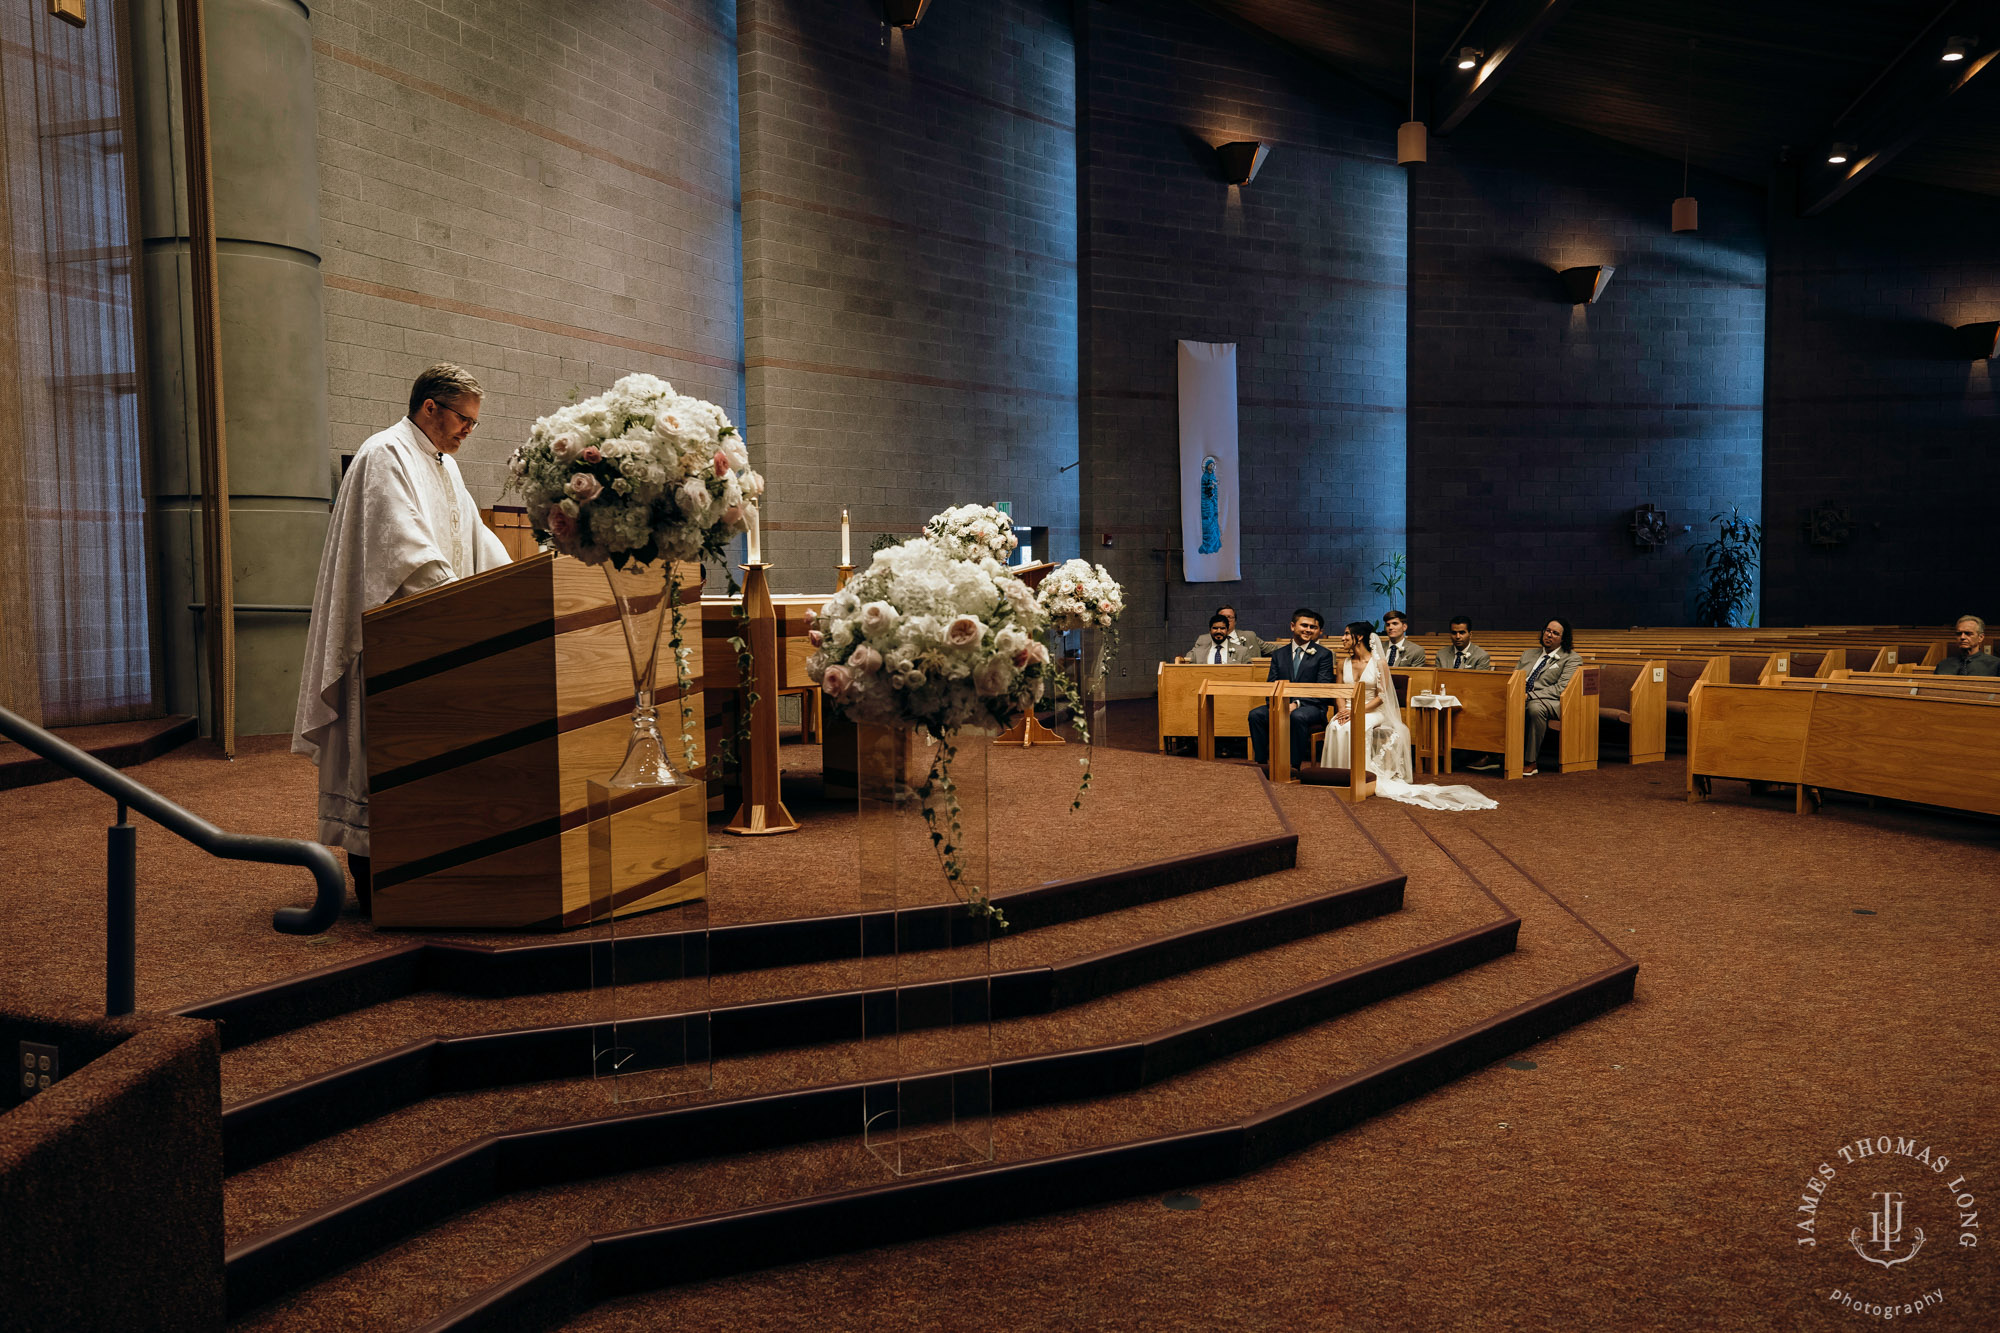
[1035,559,1125,632]
[923,503,1017,564]
[806,539,1051,736]
[504,372,763,568]
[807,537,1057,924]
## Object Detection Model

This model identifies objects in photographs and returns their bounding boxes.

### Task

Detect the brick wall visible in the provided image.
[737,0,1079,592]
[1764,176,2000,624]
[1078,0,1408,685]
[310,0,742,503]
[1407,111,1767,634]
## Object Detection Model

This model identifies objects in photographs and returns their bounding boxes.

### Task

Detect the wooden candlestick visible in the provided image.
[724,562,800,836]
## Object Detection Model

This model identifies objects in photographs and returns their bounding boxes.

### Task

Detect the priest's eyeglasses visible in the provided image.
[436,402,479,432]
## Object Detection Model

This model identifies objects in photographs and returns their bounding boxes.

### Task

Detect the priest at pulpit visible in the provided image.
[292,363,513,911]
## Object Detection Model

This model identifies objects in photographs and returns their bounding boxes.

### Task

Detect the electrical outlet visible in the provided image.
[19,1041,58,1097]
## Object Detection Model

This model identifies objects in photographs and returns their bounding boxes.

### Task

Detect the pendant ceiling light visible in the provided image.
[1672,39,1698,233]
[1399,0,1426,165]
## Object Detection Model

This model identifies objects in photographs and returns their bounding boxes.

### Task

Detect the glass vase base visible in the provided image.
[587,774,711,1105]
[854,724,995,1176]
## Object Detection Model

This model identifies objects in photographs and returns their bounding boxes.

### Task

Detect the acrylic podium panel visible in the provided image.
[361,551,707,928]
[588,775,711,1103]
[853,724,994,1175]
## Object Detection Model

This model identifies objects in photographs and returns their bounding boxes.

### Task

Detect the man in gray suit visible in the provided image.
[1517,617,1580,776]
[1440,617,1492,671]
[1381,610,1426,667]
[1180,612,1260,665]
[1937,615,2000,676]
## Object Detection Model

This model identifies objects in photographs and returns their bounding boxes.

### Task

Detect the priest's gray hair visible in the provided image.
[408,363,483,417]
[1959,614,1987,633]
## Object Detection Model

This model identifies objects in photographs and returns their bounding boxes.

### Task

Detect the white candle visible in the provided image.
[747,505,761,564]
[841,508,851,565]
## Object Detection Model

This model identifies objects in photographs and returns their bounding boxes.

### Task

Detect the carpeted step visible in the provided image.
[218,792,1624,1329]
[219,790,1463,1236]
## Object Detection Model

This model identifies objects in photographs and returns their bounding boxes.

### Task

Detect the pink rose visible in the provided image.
[944,615,984,648]
[809,629,824,646]
[553,435,579,461]
[722,504,744,527]
[1014,641,1050,668]
[849,644,882,674]
[822,664,852,697]
[566,473,602,502]
[713,450,730,477]
[579,446,602,464]
[548,509,576,540]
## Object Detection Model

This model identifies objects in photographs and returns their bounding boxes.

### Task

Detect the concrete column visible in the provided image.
[129,0,330,736]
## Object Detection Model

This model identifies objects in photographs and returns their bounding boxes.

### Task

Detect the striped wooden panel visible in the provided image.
[363,552,709,930]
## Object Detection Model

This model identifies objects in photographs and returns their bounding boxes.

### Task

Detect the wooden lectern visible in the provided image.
[361,551,708,929]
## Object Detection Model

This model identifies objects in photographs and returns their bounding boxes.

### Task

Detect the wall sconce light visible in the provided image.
[1672,197,1699,233]
[1826,142,1854,165]
[1958,320,1999,358]
[1216,141,1270,185]
[1456,47,1483,70]
[48,0,85,26]
[1559,265,1615,305]
[883,0,930,28]
[1942,35,1973,62]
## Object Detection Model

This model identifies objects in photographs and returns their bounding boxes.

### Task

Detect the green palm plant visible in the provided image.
[1692,507,1761,628]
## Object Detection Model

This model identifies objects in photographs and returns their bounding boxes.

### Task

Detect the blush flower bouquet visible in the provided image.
[923,503,1017,564]
[1035,559,1125,632]
[504,373,765,783]
[807,536,1055,923]
[505,372,763,568]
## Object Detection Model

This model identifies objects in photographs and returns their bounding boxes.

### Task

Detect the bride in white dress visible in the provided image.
[1320,621,1497,812]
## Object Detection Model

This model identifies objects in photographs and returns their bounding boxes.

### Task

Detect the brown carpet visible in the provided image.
[560,761,2000,1333]
[8,718,2000,1331]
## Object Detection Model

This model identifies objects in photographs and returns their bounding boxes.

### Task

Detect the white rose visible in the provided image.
[859,601,899,635]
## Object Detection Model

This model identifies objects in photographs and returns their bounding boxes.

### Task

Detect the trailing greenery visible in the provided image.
[1692,507,1762,628]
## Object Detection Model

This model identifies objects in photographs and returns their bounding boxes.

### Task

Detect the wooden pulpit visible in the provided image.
[361,551,708,929]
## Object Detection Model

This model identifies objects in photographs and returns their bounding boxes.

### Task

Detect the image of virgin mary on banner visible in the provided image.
[1178,340,1239,582]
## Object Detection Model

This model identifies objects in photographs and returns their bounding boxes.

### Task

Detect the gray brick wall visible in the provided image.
[310,0,742,504]
[1764,176,2000,625]
[1408,111,1767,633]
[737,0,1079,592]
[1078,0,1408,687]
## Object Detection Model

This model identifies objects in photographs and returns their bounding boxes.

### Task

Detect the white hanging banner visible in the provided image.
[1178,340,1239,582]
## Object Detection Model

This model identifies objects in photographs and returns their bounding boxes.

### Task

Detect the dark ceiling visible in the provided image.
[1195,0,2000,203]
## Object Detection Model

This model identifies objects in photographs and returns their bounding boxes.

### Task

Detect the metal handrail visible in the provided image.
[0,705,344,1015]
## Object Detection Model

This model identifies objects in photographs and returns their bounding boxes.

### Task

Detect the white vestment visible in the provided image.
[292,418,511,852]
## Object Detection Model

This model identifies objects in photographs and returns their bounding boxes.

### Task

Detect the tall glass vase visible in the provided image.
[589,560,710,1104]
[855,723,994,1175]
[1056,625,1110,744]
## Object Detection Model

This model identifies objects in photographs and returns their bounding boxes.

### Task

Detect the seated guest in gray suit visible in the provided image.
[1441,616,1492,671]
[1216,604,1268,658]
[1381,610,1425,667]
[1518,618,1580,776]
[1937,615,2000,676]
[1179,613,1260,665]
[1247,608,1335,768]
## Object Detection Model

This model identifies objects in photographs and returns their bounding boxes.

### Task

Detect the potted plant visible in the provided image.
[1692,507,1761,628]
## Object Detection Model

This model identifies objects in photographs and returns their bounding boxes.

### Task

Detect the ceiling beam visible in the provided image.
[1799,1,2000,215]
[1433,0,1580,135]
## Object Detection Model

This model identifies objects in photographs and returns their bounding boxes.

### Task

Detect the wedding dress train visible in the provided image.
[1321,641,1497,813]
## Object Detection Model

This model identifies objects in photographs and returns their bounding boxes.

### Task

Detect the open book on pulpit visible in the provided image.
[360,551,707,929]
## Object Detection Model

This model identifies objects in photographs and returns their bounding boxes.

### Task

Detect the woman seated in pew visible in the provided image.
[1318,621,1495,811]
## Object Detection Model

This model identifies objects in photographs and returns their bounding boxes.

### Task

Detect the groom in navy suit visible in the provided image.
[1248,608,1335,768]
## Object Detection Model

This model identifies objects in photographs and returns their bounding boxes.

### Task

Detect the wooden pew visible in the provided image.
[1591,659,1666,764]
[1159,661,1271,750]
[1687,679,2000,818]
[1434,666,1526,779]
